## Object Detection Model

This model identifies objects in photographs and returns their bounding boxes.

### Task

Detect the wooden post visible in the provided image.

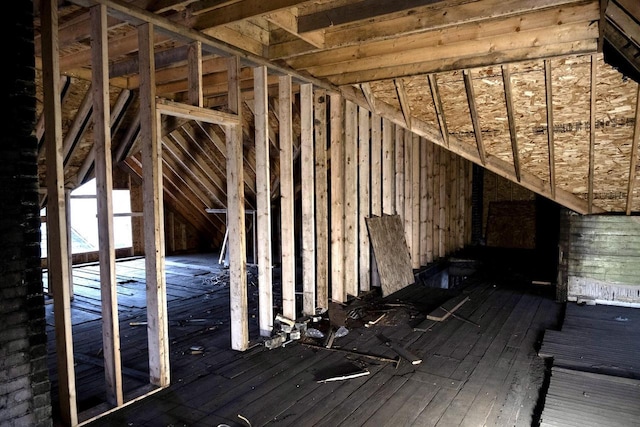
[419,137,428,266]
[314,90,329,309]
[588,55,597,213]
[370,114,382,288]
[187,41,203,107]
[91,4,123,406]
[544,60,556,198]
[426,141,434,263]
[253,66,273,335]
[395,126,405,223]
[358,106,371,293]
[626,84,640,215]
[227,56,248,350]
[439,147,447,258]
[411,134,420,269]
[300,83,316,315]
[41,0,77,423]
[330,93,345,303]
[279,74,296,319]
[404,129,413,256]
[344,100,358,297]
[139,22,170,382]
[382,119,395,215]
[432,145,440,260]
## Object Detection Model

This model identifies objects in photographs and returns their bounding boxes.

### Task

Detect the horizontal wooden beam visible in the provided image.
[156,98,240,125]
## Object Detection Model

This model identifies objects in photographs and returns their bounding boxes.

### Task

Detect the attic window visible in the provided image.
[40,178,132,257]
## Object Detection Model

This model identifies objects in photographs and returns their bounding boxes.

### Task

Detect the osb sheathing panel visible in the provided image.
[436,71,475,151]
[370,80,400,113]
[510,61,550,183]
[593,56,637,212]
[549,56,591,197]
[402,75,439,130]
[370,53,639,213]
[469,66,513,165]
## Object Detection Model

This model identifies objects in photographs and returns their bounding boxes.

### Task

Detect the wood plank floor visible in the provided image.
[538,302,640,427]
[47,250,564,426]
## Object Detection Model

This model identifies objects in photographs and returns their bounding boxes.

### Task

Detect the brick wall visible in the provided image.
[0,1,53,426]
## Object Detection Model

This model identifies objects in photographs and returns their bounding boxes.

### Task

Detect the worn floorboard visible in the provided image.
[45,250,589,427]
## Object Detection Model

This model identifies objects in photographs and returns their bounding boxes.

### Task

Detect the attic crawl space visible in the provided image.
[2,1,640,426]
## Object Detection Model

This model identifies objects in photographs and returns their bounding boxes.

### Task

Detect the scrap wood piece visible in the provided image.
[426,295,470,322]
[365,215,415,297]
[315,362,370,383]
[376,333,422,365]
[301,343,400,367]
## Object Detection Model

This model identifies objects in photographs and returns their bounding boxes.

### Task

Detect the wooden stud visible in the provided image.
[404,129,413,255]
[395,126,405,223]
[279,74,296,319]
[428,74,449,147]
[91,4,123,407]
[360,82,376,112]
[358,106,371,293]
[226,56,248,350]
[544,59,557,198]
[370,114,382,288]
[450,153,458,251]
[382,119,395,215]
[301,83,316,314]
[314,90,329,309]
[426,141,434,263]
[502,64,521,182]
[139,22,170,379]
[432,146,441,260]
[411,134,421,269]
[187,41,203,107]
[463,69,486,165]
[626,84,640,215]
[41,0,77,424]
[588,54,597,213]
[395,78,412,130]
[253,66,273,335]
[344,100,359,297]
[419,137,428,266]
[330,93,345,303]
[439,147,447,258]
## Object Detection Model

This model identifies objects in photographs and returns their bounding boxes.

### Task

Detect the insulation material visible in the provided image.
[437,70,475,150]
[471,66,513,165]
[510,60,550,183]
[549,56,591,197]
[593,56,638,212]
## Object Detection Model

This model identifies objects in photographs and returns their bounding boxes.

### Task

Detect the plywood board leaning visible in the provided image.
[365,214,415,297]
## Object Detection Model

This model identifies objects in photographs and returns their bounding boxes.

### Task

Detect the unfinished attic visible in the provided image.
[3,0,640,426]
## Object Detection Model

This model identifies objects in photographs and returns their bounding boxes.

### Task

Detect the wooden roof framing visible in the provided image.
[32,0,640,251]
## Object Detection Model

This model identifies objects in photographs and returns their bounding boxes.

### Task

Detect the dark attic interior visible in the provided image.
[3,1,640,426]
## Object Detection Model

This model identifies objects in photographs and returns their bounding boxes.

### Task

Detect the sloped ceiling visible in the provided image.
[32,0,640,242]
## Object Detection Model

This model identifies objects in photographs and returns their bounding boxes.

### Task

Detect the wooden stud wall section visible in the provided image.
[139,22,171,385]
[370,114,382,289]
[402,132,413,257]
[41,0,77,424]
[279,75,296,319]
[314,90,329,310]
[330,93,345,303]
[91,4,123,408]
[344,101,359,298]
[300,83,316,315]
[253,66,273,335]
[358,106,371,293]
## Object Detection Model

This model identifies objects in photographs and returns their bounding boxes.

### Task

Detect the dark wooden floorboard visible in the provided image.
[47,250,632,427]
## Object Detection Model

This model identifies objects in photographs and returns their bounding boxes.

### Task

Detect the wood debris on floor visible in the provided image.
[48,251,571,427]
